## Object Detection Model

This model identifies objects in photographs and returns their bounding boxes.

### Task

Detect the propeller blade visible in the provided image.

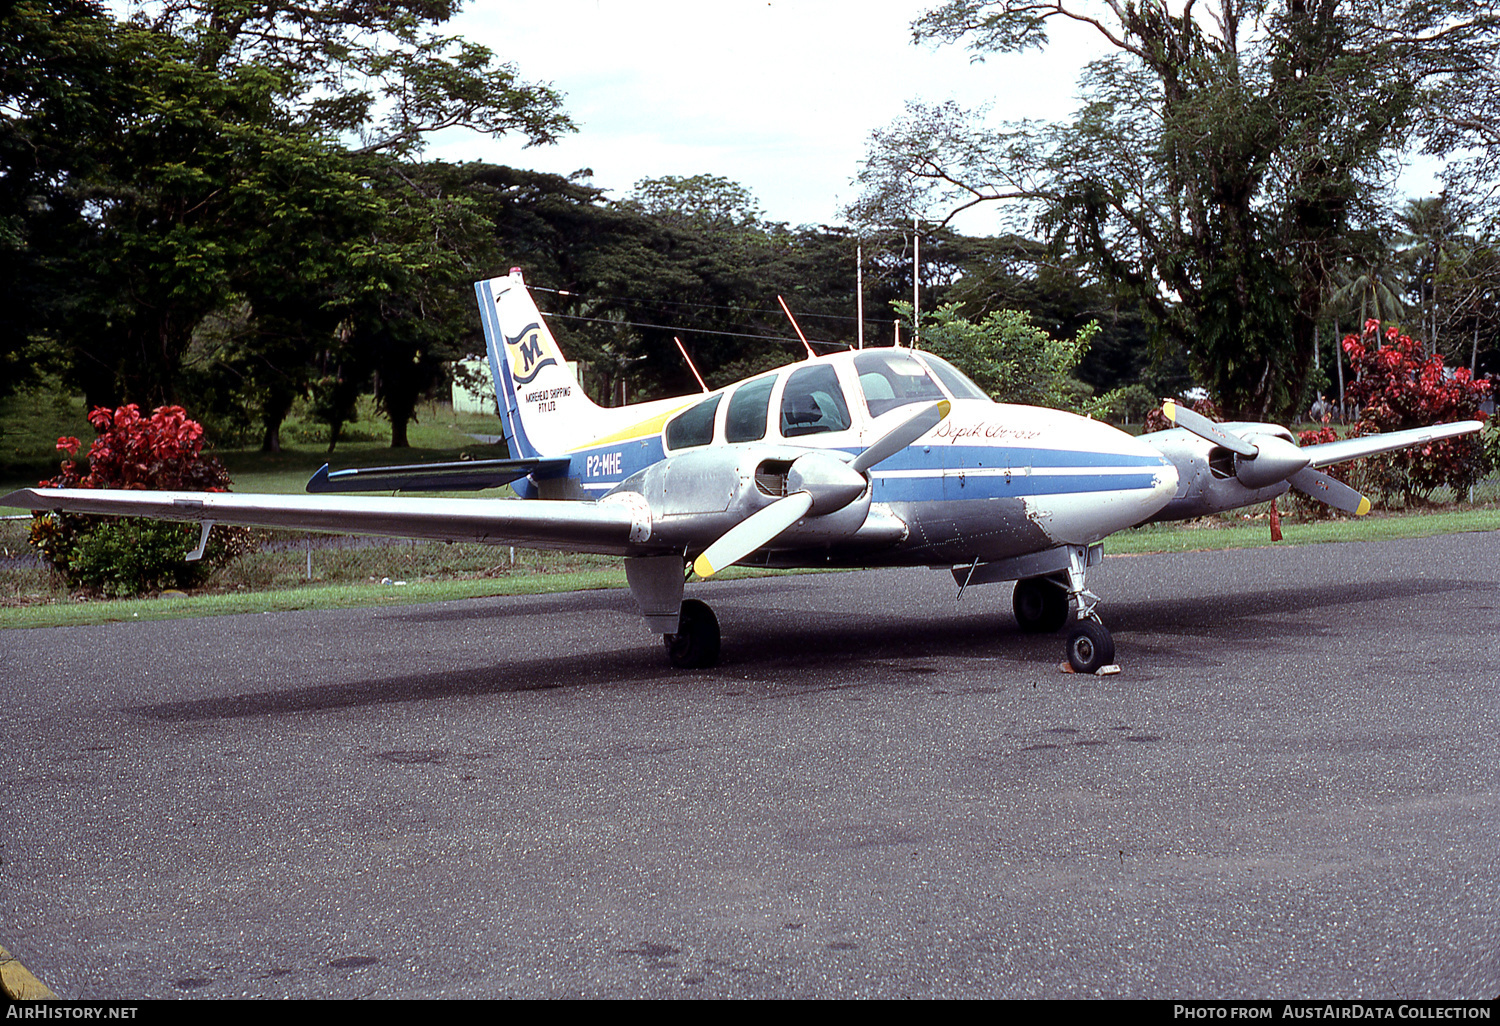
[850,400,951,475]
[1288,467,1372,516]
[1161,400,1259,458]
[692,492,815,578]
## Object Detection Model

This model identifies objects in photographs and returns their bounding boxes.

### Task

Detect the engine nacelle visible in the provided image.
[1142,425,1296,521]
[605,444,876,554]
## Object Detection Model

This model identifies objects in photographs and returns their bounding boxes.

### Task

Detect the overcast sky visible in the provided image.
[429,0,1110,229]
[428,1,1444,230]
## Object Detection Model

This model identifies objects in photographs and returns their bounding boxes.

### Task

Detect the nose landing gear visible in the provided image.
[1064,619,1115,674]
[1060,545,1115,674]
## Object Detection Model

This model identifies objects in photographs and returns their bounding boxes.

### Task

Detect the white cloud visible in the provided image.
[429,0,1108,226]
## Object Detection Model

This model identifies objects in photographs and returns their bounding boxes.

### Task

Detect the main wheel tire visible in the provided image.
[1013,576,1069,634]
[664,598,721,669]
[1064,620,1115,674]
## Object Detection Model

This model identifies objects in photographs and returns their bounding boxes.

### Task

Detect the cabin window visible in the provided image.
[725,374,775,442]
[779,364,851,438]
[665,393,721,450]
[854,350,947,417]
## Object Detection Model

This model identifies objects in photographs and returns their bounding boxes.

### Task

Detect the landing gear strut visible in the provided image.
[664,599,720,669]
[1059,545,1115,674]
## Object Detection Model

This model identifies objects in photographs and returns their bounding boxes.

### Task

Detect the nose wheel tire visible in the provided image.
[665,599,721,669]
[1064,621,1114,674]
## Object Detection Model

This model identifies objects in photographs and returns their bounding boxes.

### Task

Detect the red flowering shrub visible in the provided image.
[1340,320,1492,505]
[30,405,254,596]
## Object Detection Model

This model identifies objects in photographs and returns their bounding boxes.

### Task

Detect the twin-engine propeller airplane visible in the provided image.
[3,269,1482,672]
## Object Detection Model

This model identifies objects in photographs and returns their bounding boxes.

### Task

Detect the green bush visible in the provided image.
[34,516,249,598]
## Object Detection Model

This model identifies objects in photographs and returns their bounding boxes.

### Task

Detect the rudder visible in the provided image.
[475,269,606,459]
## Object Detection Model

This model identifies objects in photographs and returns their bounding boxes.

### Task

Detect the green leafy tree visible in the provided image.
[2,0,572,428]
[855,1,1500,422]
[902,301,1104,412]
[0,0,121,409]
[121,0,573,156]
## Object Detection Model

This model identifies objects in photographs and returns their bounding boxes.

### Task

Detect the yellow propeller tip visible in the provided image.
[1162,399,1178,422]
[692,555,717,578]
[937,399,952,418]
[1355,498,1371,516]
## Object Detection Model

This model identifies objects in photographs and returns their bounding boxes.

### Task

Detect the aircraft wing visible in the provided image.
[0,487,647,556]
[1300,420,1485,468]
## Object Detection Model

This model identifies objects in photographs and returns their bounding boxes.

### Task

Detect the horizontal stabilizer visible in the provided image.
[305,457,571,494]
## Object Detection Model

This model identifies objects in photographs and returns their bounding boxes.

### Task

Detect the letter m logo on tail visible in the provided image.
[506,322,554,384]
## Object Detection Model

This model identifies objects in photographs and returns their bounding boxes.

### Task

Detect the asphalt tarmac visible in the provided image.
[2,531,1497,999]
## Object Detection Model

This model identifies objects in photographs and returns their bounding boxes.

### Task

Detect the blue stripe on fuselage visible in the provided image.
[545,440,1168,501]
[871,445,1170,502]
[874,445,1167,471]
[562,435,669,493]
[872,471,1164,502]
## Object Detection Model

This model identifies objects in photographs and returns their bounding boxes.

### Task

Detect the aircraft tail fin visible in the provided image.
[475,269,607,459]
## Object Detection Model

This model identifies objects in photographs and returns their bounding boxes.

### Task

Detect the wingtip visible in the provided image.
[1,487,41,510]
[305,464,331,494]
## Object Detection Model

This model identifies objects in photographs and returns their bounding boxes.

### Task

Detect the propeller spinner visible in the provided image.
[693,400,951,577]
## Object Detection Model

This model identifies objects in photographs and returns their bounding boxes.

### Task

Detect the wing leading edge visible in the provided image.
[1,488,648,556]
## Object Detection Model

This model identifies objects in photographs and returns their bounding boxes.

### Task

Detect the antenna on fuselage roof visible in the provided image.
[776,296,818,360]
[673,336,710,393]
[856,243,865,350]
[912,216,920,348]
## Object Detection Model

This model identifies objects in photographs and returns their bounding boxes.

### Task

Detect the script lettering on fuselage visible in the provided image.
[523,385,571,413]
[586,451,623,478]
[932,420,1044,444]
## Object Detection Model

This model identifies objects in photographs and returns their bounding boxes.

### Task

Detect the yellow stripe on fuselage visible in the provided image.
[569,402,696,452]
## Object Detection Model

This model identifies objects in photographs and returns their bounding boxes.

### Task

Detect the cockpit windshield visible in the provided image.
[909,352,989,401]
[853,349,948,417]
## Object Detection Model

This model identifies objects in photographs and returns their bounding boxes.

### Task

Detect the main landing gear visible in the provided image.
[1013,546,1116,674]
[664,598,720,669]
[1012,575,1070,634]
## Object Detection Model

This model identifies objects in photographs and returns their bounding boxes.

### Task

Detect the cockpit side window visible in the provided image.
[779,364,851,438]
[665,393,722,450]
[854,349,947,417]
[725,374,775,443]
